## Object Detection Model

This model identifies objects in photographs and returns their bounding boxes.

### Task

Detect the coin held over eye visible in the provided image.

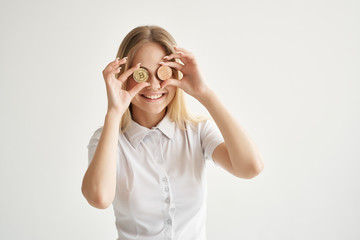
[133,68,149,83]
[157,65,172,81]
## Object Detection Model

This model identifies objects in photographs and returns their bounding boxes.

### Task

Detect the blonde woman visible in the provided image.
[81,25,264,240]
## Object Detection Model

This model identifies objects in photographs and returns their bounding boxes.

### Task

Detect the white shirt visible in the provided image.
[87,112,224,240]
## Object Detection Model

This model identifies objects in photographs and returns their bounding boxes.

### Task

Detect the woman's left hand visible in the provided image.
[159,46,210,100]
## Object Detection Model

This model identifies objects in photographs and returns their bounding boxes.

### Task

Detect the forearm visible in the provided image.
[81,110,122,209]
[197,88,264,175]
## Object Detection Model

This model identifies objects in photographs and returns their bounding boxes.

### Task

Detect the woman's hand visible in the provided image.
[102,57,150,116]
[159,46,210,100]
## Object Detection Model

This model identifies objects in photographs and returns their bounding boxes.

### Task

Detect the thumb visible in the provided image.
[128,82,150,99]
[160,78,182,89]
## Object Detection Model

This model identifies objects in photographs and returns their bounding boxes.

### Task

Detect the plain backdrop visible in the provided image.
[1,0,359,239]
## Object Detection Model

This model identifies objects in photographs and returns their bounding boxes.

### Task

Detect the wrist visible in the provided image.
[106,109,124,121]
[195,86,215,104]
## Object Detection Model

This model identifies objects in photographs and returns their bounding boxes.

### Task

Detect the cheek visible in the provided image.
[166,86,177,96]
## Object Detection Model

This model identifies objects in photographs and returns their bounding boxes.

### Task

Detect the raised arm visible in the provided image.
[82,111,122,209]
[197,89,264,179]
[81,57,150,209]
[159,46,264,179]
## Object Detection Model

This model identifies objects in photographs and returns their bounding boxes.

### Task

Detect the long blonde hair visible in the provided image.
[115,25,208,132]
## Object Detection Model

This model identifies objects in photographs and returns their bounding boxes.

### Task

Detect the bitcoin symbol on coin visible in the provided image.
[133,68,149,83]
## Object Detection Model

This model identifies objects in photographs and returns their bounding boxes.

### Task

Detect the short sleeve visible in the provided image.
[200,119,224,163]
[86,127,104,166]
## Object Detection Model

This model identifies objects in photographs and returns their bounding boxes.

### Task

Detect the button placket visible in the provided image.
[163,176,170,193]
[169,203,176,217]
[161,174,171,204]
[154,129,174,239]
[164,216,174,239]
[162,174,175,232]
[164,227,173,239]
[156,131,163,164]
[159,132,169,186]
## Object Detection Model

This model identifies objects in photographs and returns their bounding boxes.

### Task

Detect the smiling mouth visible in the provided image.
[141,93,166,100]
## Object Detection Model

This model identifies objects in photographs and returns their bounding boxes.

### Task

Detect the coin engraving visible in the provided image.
[157,65,172,81]
[133,68,149,83]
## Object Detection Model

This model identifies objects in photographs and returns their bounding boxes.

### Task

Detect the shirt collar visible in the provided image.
[124,112,175,148]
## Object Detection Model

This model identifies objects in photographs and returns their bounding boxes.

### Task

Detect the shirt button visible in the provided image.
[162,177,167,182]
[165,187,169,192]
[165,197,170,203]
[167,219,172,225]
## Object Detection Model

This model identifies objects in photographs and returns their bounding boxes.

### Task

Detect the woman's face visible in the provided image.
[126,42,177,118]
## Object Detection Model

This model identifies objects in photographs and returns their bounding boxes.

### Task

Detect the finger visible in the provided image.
[159,61,184,71]
[128,82,151,99]
[114,66,122,74]
[103,57,128,74]
[117,56,128,65]
[163,52,184,61]
[113,57,128,70]
[174,46,191,54]
[160,78,182,89]
[112,58,128,73]
[173,46,195,64]
[163,51,195,64]
[118,63,141,83]
[109,57,127,68]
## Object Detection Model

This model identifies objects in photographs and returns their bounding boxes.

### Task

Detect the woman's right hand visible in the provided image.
[102,57,150,116]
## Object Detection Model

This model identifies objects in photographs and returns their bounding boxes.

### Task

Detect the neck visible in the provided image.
[131,107,167,129]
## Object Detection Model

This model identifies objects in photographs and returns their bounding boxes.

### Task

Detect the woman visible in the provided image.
[82,25,264,240]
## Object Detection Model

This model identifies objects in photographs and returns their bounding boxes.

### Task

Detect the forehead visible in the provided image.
[131,42,166,68]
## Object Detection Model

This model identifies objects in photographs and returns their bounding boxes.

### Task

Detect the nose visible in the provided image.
[146,75,161,90]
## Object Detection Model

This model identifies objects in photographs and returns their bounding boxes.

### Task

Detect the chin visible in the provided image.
[144,107,167,115]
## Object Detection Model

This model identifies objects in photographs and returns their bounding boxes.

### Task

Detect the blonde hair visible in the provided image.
[115,25,208,132]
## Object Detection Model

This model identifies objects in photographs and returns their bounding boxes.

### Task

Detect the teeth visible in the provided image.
[143,94,163,99]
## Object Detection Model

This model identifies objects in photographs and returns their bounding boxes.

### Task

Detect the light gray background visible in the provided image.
[1,0,359,239]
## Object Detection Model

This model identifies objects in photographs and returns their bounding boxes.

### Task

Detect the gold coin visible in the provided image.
[133,68,149,83]
[157,65,172,81]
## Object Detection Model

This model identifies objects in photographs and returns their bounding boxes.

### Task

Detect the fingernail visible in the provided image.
[159,61,165,64]
[137,63,141,66]
[124,57,128,60]
[163,56,168,59]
